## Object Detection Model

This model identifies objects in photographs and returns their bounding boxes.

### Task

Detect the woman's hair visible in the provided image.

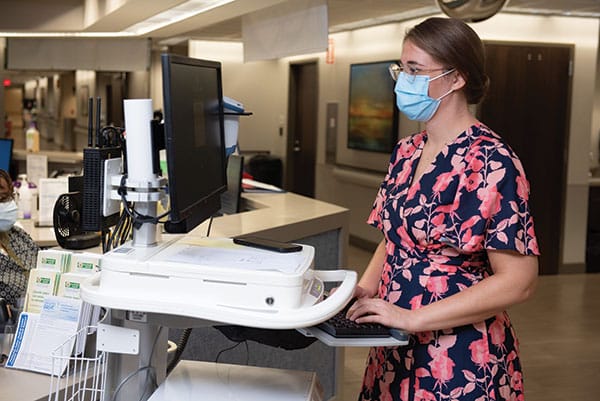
[404,17,489,104]
[0,169,14,203]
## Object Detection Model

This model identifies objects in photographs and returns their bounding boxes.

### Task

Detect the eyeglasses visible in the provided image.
[388,62,450,82]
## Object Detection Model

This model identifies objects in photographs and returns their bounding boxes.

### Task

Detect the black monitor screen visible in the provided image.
[161,54,227,233]
[0,138,13,173]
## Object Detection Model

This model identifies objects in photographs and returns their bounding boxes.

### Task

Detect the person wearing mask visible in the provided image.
[346,18,539,401]
[0,169,39,310]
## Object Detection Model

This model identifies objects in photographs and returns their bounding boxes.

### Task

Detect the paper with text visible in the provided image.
[6,296,82,375]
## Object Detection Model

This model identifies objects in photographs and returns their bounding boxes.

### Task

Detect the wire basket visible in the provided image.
[48,325,107,401]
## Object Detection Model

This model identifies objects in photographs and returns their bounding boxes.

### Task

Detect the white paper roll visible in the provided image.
[124,99,154,181]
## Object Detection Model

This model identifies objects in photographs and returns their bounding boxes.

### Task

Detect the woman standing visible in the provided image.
[347,18,539,401]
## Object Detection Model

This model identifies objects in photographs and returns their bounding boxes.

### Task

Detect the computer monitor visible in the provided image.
[220,154,244,215]
[161,54,228,233]
[0,138,13,174]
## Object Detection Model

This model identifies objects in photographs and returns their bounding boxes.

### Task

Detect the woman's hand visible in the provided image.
[346,297,414,332]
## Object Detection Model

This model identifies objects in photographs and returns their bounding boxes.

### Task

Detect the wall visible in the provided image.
[58,72,77,150]
[322,14,600,266]
[176,13,600,271]
[475,14,599,271]
[4,88,23,132]
[187,40,291,159]
[127,70,150,100]
[594,32,600,172]
[59,72,77,122]
[33,75,62,145]
[6,38,151,71]
[72,70,96,151]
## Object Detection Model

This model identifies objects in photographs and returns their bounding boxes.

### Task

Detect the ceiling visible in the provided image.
[0,0,599,45]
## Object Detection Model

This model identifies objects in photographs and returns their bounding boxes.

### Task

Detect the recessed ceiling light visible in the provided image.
[0,0,236,38]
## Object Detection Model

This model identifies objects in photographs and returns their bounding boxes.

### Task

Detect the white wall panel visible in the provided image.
[6,38,150,71]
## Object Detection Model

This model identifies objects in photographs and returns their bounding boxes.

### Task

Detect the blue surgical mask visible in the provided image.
[394,69,455,122]
[0,200,17,232]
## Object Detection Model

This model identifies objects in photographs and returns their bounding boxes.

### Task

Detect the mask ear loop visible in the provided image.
[436,88,454,101]
[430,68,457,101]
[429,68,456,82]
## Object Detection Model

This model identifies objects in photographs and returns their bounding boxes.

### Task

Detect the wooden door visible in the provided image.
[286,62,318,197]
[478,42,572,275]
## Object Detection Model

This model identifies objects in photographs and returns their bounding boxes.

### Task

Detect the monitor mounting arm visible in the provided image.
[104,99,168,248]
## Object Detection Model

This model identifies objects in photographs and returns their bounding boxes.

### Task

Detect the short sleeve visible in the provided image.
[482,150,540,255]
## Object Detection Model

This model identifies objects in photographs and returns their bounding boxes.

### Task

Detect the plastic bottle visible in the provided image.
[16,174,33,219]
[25,122,40,152]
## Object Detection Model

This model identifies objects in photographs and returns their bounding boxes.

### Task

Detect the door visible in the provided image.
[478,42,572,275]
[287,62,318,197]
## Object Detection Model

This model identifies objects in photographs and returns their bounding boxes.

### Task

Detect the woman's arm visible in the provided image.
[348,249,538,332]
[354,239,387,298]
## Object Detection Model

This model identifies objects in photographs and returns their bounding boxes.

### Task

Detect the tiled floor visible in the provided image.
[342,245,600,401]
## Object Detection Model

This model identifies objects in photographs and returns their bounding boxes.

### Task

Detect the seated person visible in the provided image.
[0,169,39,313]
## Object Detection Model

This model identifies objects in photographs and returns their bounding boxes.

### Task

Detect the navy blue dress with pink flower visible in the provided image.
[360,124,540,401]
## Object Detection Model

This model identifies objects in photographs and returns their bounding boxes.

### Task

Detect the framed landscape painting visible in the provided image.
[347,61,398,153]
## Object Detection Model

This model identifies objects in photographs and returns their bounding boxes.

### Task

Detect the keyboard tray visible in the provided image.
[298,297,409,346]
[316,311,390,338]
[297,326,408,347]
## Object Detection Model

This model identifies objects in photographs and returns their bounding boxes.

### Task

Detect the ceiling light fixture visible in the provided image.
[124,0,236,35]
[0,0,235,38]
[0,31,134,38]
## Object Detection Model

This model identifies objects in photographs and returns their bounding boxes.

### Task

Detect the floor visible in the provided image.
[341,245,600,401]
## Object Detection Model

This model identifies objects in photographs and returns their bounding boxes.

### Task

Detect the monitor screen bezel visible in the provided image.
[161,53,228,233]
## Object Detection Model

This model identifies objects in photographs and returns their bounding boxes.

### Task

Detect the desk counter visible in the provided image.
[201,192,348,238]
[20,191,350,260]
[16,219,58,248]
[0,366,51,401]
[189,191,350,267]
[5,191,350,401]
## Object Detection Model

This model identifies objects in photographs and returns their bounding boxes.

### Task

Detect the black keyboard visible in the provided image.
[317,301,391,338]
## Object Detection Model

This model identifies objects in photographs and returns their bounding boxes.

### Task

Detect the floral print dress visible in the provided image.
[359,123,539,401]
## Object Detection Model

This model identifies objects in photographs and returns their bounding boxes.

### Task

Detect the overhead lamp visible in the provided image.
[0,31,133,38]
[124,0,235,35]
[437,0,508,22]
[0,0,235,38]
